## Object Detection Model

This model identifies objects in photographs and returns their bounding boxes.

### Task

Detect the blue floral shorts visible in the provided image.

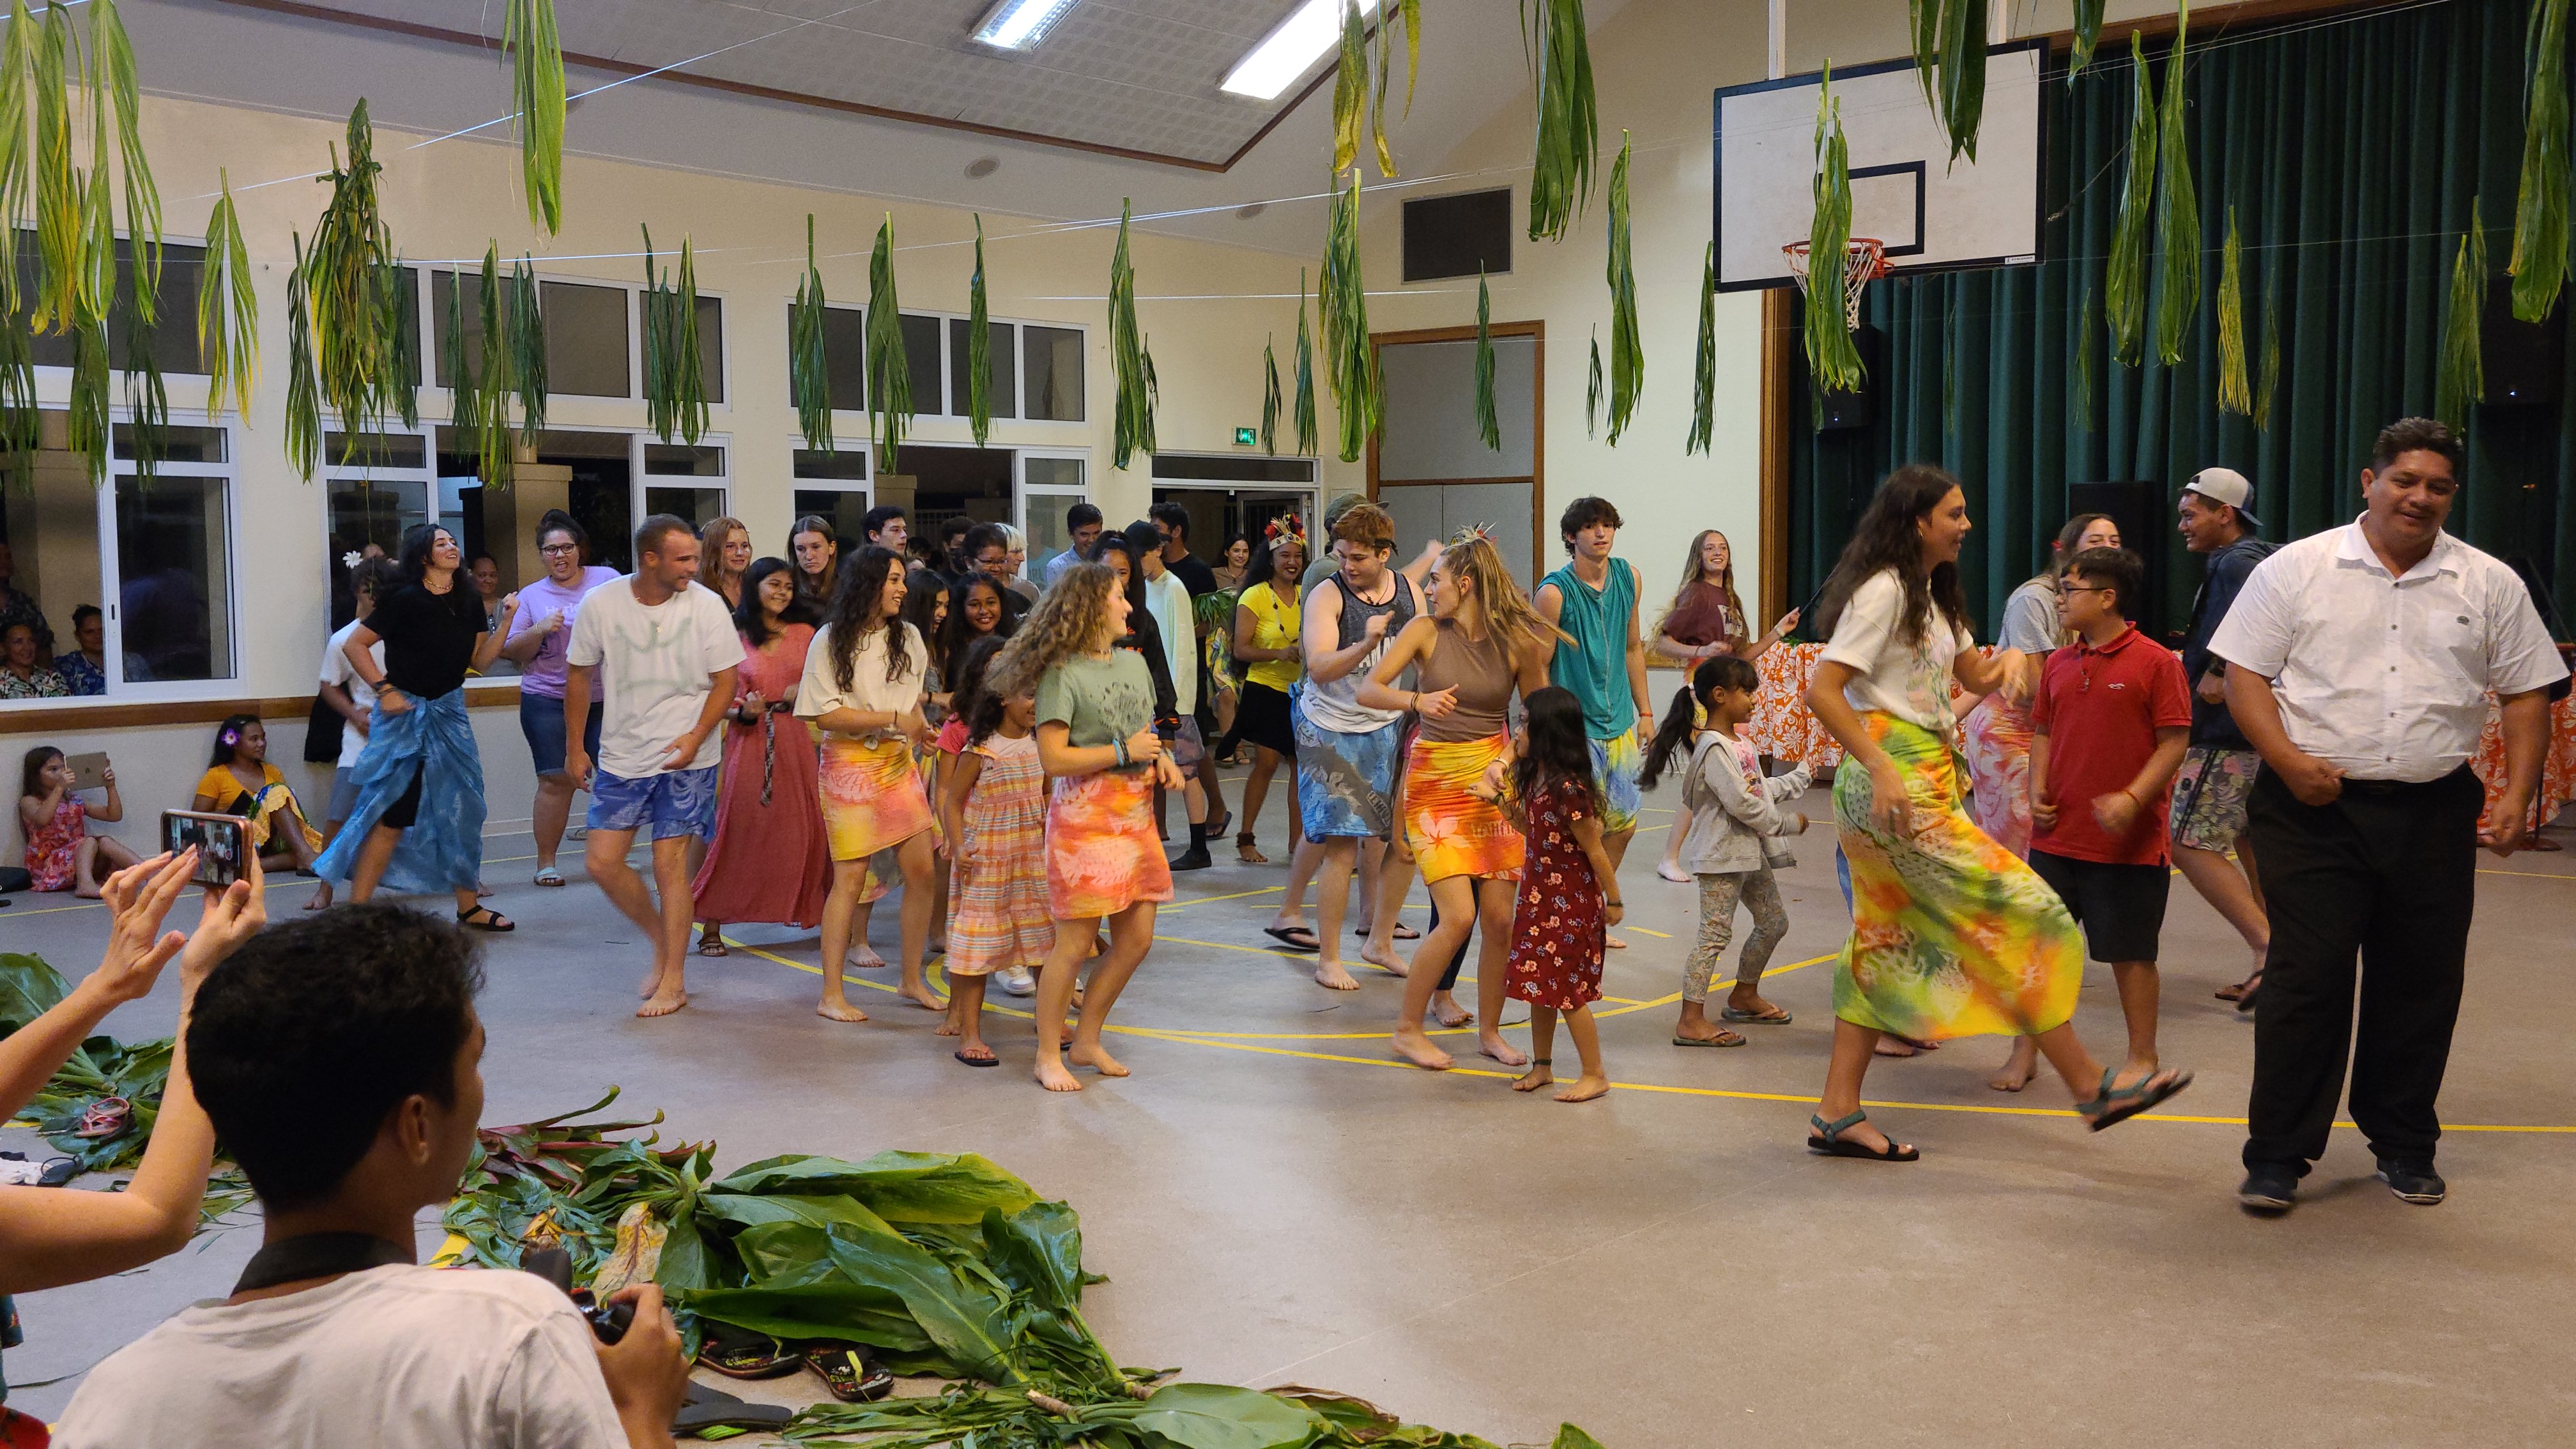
[587,764,719,841]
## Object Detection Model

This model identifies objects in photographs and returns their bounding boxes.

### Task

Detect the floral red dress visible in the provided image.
[1503,777,1606,1010]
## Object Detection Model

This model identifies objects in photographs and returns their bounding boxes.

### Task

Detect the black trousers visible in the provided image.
[1422,878,1514,993]
[2242,765,2481,1174]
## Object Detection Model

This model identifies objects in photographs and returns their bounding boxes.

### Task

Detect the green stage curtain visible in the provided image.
[1788,0,2572,638]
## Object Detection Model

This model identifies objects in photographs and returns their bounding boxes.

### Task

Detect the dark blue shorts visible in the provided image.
[519,693,604,778]
[587,765,720,841]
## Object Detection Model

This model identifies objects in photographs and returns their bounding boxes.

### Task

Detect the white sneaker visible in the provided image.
[1001,967,1037,997]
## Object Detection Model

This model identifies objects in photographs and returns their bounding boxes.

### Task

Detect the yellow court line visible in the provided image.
[2478,868,2576,880]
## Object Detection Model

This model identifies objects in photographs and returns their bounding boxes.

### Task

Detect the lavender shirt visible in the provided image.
[507,566,620,698]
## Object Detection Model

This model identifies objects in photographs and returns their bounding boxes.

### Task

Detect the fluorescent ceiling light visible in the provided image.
[1220,0,1380,100]
[972,0,1080,51]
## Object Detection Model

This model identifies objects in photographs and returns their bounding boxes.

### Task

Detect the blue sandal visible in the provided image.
[1807,1109,1919,1162]
[2078,1066,2193,1132]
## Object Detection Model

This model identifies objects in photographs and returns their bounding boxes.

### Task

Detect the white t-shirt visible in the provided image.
[1818,569,1975,739]
[319,618,387,770]
[795,621,930,723]
[1144,569,1197,716]
[55,1263,625,1449]
[565,578,746,779]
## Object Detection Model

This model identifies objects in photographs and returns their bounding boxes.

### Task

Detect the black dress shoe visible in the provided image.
[1168,846,1213,872]
[2238,1163,2299,1215]
[2376,1158,2446,1206]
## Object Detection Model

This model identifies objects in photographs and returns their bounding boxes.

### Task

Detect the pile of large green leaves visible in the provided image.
[1,951,177,1172]
[445,1092,1608,1449]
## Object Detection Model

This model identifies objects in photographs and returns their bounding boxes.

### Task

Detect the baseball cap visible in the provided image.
[2181,466,2262,530]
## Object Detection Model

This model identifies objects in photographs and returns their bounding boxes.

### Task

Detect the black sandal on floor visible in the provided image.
[2078,1066,2195,1133]
[457,905,516,933]
[698,1322,801,1380]
[801,1340,895,1402]
[673,1382,795,1436]
[1807,1109,1920,1161]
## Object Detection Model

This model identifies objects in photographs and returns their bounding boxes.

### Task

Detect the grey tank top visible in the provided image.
[1417,618,1514,742]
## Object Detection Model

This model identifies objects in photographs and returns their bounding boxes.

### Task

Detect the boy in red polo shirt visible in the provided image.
[2007,546,2192,1098]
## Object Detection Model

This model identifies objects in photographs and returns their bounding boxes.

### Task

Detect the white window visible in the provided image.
[1016,450,1089,578]
[791,306,1085,427]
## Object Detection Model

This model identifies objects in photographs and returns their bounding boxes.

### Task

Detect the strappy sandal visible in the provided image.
[457,905,516,933]
[801,1340,895,1402]
[532,866,565,887]
[73,1096,132,1140]
[698,1322,801,1380]
[697,932,730,958]
[1237,831,1267,864]
[1807,1109,1919,1162]
[2078,1066,2195,1133]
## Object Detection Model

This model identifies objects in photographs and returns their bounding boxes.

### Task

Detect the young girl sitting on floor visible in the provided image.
[19,747,139,896]
[1470,686,1618,1103]
[189,716,326,889]
[1639,656,1813,1048]
[939,638,1051,1068]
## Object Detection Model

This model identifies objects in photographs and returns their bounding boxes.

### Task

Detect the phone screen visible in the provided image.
[161,810,247,889]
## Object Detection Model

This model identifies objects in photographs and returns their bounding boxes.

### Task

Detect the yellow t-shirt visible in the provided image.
[1239,582,1303,694]
[194,762,284,814]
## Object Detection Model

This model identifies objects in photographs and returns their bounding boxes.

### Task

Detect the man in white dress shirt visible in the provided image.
[2211,417,2564,1215]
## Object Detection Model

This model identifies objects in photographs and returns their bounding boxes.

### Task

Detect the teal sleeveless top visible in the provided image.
[1541,557,1637,738]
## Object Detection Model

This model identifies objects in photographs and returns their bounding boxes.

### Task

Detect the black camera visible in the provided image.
[519,1245,634,1344]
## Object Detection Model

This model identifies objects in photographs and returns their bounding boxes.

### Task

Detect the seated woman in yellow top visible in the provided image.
[190,714,326,897]
[1226,525,1308,864]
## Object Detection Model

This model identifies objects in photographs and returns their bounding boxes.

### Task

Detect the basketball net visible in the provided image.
[1782,238,1888,332]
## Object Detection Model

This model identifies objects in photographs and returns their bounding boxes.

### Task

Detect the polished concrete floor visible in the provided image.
[10,772,2575,1445]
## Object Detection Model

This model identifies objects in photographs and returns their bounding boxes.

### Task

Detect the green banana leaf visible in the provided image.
[714,1149,1040,1224]
[0,951,70,1034]
[1073,1382,1326,1449]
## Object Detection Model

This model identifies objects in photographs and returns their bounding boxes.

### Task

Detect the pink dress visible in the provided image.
[944,732,1052,976]
[24,795,85,891]
[691,625,832,928]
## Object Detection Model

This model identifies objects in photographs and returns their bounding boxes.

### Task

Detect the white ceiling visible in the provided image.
[162,0,1644,252]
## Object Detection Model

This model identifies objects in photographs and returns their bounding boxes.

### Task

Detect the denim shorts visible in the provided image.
[586,765,719,841]
[519,693,604,778]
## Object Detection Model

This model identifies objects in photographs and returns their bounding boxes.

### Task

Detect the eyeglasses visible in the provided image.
[539,543,578,556]
[2055,583,2110,597]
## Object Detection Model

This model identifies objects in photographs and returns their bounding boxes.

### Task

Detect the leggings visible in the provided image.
[1683,866,1788,1004]
[1421,877,1514,992]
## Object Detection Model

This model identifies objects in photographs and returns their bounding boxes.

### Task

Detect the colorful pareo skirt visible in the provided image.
[1045,768,1174,919]
[1958,693,2035,860]
[817,734,935,863]
[1830,711,2081,1042]
[1402,732,1524,885]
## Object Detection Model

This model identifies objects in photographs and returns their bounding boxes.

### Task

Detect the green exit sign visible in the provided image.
[1234,426,1258,447]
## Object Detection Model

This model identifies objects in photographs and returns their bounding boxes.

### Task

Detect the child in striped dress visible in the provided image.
[938,671,1048,1069]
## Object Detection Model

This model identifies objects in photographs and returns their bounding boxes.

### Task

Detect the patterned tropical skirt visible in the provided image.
[1045,767,1174,919]
[816,734,935,863]
[1401,731,1525,885]
[1959,693,2036,861]
[1831,711,2081,1042]
[947,754,1053,976]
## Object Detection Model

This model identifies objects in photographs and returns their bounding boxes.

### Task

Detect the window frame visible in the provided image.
[420,262,731,413]
[794,303,1088,432]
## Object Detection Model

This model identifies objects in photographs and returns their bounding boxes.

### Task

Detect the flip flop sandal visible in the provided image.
[698,937,730,957]
[1204,809,1233,837]
[2078,1066,2195,1133]
[1807,1109,1919,1162]
[1354,923,1422,941]
[1261,925,1321,953]
[73,1096,133,1140]
[457,905,516,933]
[2214,979,2250,1002]
[36,1156,77,1186]
[533,866,566,887]
[673,1382,795,1437]
[954,1048,1001,1068]
[1720,1006,1793,1024]
[2235,975,2262,1015]
[802,1340,896,1402]
[1672,1032,1745,1048]
[698,1322,801,1380]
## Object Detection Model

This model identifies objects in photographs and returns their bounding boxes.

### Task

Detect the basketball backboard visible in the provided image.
[1713,40,2045,291]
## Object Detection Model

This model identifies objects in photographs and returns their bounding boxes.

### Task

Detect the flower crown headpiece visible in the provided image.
[1263,514,1307,549]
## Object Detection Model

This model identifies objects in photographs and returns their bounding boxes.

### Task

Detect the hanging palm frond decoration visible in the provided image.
[66,316,103,481]
[1522,0,1597,242]
[1473,268,1500,452]
[967,215,992,447]
[0,310,32,493]
[2106,33,2157,366]
[472,247,516,488]
[0,0,33,319]
[789,214,832,453]
[1366,0,1395,178]
[120,304,163,478]
[2152,6,2198,366]
[1329,0,1418,180]
[2217,206,2250,415]
[504,0,565,235]
[863,215,908,471]
[1108,200,1154,470]
[1259,333,1282,456]
[91,0,155,323]
[640,226,709,447]
[2070,0,2107,78]
[30,1,74,333]
[444,256,480,452]
[1687,240,1715,455]
[2254,279,2281,431]
[2073,279,2097,431]
[304,102,407,465]
[284,231,319,481]
[74,58,111,328]
[197,171,256,420]
[1332,0,1367,177]
[1804,68,1864,397]
[2437,199,2488,431]
[1910,0,1989,165]
[1319,170,1378,463]
[1291,269,1317,457]
[509,254,545,443]
[1603,130,1641,444]
[1584,326,1601,439]
[2511,0,2569,322]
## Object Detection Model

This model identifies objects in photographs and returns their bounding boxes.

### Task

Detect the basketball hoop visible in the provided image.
[1782,238,1889,332]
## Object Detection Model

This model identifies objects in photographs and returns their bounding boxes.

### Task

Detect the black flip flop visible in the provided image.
[698,1322,801,1380]
[954,1048,1001,1068]
[1354,923,1421,941]
[456,905,515,933]
[1262,925,1321,953]
[673,1383,793,1437]
[801,1340,895,1402]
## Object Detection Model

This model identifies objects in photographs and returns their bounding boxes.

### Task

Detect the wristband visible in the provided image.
[1113,737,1130,767]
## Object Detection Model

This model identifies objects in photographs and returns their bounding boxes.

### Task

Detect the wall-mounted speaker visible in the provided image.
[2067,479,2170,636]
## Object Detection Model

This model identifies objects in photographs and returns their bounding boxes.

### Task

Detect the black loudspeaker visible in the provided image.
[1400,188,1512,283]
[2067,479,2169,634]
[2482,287,2563,407]
[1816,325,1881,431]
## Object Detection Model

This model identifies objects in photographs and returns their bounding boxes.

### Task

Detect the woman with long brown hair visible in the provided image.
[790,514,840,617]
[1357,531,1563,1071]
[691,558,830,954]
[700,516,754,610]
[795,544,946,1023]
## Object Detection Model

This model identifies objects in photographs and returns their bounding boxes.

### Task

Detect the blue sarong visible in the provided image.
[310,688,487,894]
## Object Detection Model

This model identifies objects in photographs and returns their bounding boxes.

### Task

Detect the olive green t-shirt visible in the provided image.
[1034,651,1154,750]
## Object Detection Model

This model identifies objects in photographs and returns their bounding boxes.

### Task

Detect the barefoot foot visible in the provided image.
[1068,1042,1130,1078]
[638,988,687,1018]
[1430,993,1473,1029]
[1313,960,1361,991]
[1554,1074,1610,1103]
[1034,1057,1084,1092]
[901,985,950,1013]
[1987,1050,2041,1092]
[303,884,333,911]
[1873,1036,1920,1058]
[1478,1033,1530,1068]
[1513,1062,1555,1093]
[816,999,870,1023]
[1360,942,1408,974]
[1391,1028,1454,1070]
[848,945,887,969]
